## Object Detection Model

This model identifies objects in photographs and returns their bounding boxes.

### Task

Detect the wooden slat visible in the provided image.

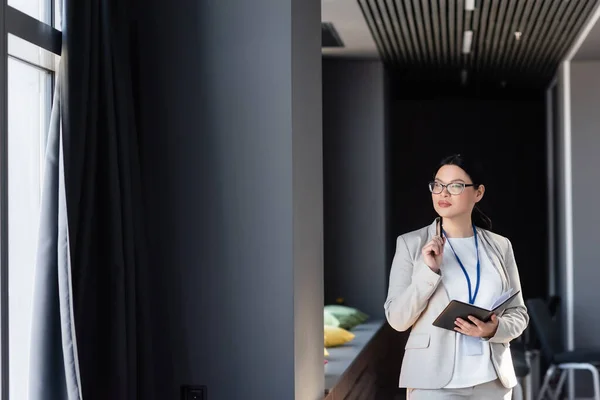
[456,0,465,70]
[401,0,425,66]
[373,0,402,65]
[497,0,534,75]
[356,0,599,88]
[478,0,501,74]
[486,0,510,79]
[393,0,420,66]
[438,0,449,65]
[358,0,392,65]
[385,0,410,64]
[466,0,482,71]
[447,0,456,66]
[541,0,598,77]
[411,0,430,65]
[529,0,576,75]
[381,0,405,64]
[512,0,553,73]
[430,0,442,68]
[473,0,491,73]
[365,0,396,64]
[489,0,519,82]
[420,0,439,67]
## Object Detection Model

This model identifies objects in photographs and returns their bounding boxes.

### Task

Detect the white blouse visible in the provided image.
[440,234,503,388]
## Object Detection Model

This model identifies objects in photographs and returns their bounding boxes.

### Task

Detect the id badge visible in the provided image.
[463,335,483,356]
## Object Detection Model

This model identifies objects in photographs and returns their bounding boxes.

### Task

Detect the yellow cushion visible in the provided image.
[324,347,329,357]
[324,325,355,347]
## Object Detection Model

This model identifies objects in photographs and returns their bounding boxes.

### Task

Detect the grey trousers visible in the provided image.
[408,379,512,399]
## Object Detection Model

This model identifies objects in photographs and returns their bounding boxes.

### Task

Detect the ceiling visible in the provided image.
[322,0,379,58]
[323,0,600,88]
[573,5,600,60]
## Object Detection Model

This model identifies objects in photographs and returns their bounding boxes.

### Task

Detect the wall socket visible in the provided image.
[181,385,207,400]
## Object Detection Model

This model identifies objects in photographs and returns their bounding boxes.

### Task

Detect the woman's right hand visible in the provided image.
[422,236,445,273]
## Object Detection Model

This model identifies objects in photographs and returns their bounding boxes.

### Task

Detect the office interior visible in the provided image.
[323,1,600,399]
[2,0,600,399]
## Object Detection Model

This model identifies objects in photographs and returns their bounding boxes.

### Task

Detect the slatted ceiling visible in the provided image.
[358,0,599,88]
[525,0,562,70]
[532,0,574,74]
[488,0,512,81]
[542,0,598,76]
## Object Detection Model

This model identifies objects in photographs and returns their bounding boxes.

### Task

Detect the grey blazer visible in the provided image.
[384,219,529,389]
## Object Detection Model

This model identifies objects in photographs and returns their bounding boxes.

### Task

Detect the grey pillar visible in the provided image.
[136,0,323,399]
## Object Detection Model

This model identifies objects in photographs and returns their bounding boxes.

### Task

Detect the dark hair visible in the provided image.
[437,154,492,231]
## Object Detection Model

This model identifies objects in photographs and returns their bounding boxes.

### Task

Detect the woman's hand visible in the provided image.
[422,236,445,273]
[454,314,499,339]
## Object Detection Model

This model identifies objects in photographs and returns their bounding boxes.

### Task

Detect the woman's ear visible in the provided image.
[475,185,485,202]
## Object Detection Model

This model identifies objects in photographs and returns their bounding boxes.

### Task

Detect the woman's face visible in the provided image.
[431,164,484,219]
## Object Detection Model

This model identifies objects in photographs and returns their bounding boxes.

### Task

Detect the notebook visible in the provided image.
[432,289,520,332]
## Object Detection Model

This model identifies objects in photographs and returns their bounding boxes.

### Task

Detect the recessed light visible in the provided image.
[462,31,473,54]
[514,31,522,40]
[465,0,475,11]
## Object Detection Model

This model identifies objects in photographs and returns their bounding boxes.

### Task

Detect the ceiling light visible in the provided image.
[465,0,475,11]
[515,31,522,40]
[462,31,473,54]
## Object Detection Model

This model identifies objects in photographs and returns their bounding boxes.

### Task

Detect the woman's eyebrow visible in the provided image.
[434,178,466,183]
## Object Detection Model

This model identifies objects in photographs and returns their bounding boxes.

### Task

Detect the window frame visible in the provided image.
[0,1,62,398]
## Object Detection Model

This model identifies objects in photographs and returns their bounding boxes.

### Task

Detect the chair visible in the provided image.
[526,298,600,400]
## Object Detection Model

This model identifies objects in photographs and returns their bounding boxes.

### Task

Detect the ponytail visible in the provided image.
[473,205,492,231]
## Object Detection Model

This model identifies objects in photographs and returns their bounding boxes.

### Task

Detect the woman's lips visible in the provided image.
[438,201,452,208]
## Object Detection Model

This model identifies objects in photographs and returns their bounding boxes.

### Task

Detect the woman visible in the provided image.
[384,155,528,399]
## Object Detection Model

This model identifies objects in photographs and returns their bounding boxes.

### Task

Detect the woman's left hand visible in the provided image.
[454,314,499,339]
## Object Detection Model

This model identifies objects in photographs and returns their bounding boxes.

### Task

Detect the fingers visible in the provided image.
[467,315,485,328]
[455,316,497,338]
[454,318,473,336]
[432,236,445,248]
[423,237,444,255]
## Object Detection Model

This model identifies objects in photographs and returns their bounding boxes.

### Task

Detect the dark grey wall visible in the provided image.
[135,0,323,399]
[386,94,548,302]
[322,59,387,319]
[570,61,600,397]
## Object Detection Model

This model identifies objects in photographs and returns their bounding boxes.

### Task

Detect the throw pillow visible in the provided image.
[324,325,355,347]
[324,305,369,330]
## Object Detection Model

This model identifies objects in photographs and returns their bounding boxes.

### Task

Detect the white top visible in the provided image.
[440,234,502,388]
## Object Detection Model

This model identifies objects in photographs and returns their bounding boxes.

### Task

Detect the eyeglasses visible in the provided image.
[428,181,476,195]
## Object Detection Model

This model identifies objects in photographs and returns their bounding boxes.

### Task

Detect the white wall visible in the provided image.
[570,61,600,348]
[569,61,600,397]
[554,60,600,397]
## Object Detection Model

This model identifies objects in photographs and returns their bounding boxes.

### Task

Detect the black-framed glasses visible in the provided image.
[428,181,475,195]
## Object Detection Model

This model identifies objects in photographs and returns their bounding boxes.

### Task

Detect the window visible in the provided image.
[7,54,54,400]
[7,0,60,29]
[1,3,62,398]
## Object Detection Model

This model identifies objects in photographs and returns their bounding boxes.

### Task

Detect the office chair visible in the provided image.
[527,298,600,400]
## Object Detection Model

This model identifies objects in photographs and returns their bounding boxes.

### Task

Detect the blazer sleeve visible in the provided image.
[384,235,442,332]
[488,238,529,343]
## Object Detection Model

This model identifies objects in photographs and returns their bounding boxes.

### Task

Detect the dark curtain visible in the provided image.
[29,0,155,398]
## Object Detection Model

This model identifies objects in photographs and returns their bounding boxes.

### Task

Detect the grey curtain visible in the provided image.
[29,75,82,400]
[29,0,155,398]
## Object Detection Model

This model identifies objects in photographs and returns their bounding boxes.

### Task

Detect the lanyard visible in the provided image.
[443,224,480,305]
